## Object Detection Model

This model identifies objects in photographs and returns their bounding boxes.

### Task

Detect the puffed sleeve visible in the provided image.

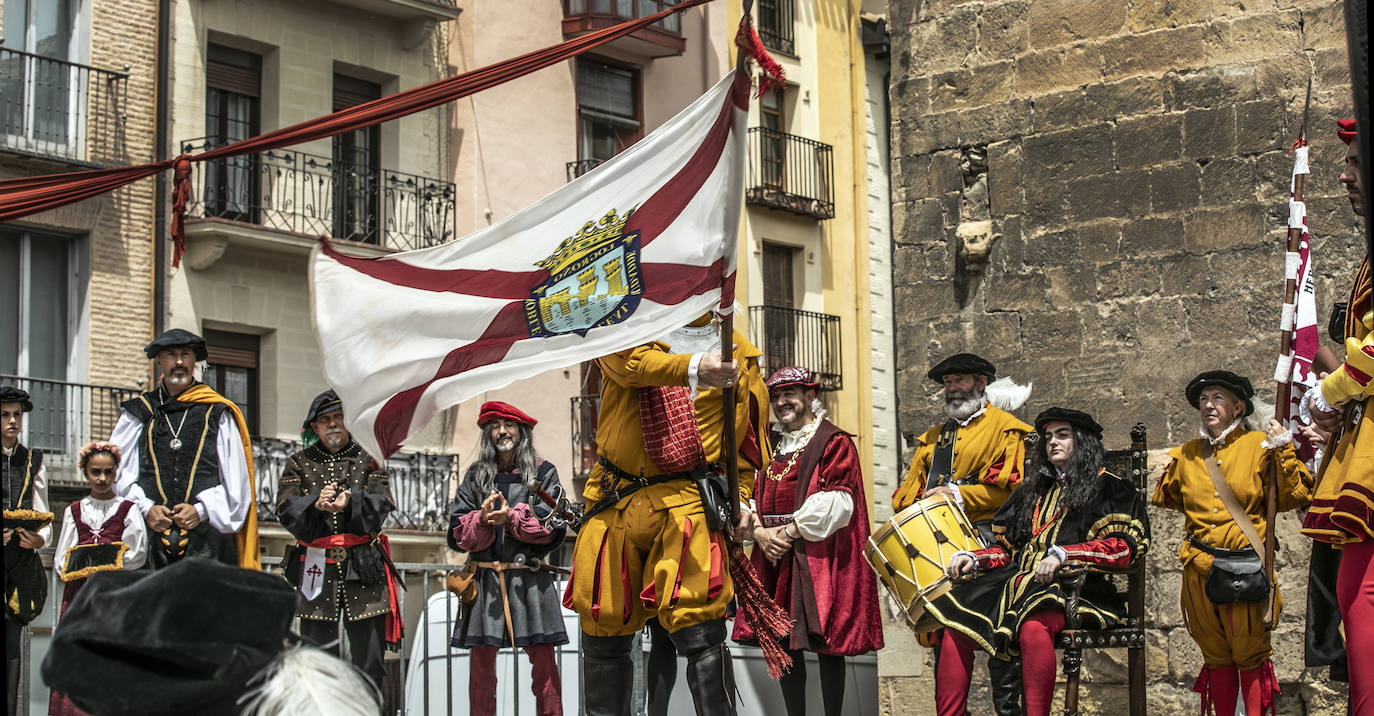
[447,466,496,553]
[597,342,694,388]
[52,504,78,579]
[1072,476,1151,568]
[120,502,147,570]
[1150,453,1185,513]
[1262,440,1313,513]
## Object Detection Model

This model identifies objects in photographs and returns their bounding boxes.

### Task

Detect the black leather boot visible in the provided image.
[988,655,1024,716]
[669,619,737,716]
[581,633,636,716]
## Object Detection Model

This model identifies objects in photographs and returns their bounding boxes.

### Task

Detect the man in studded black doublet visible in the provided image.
[278,389,396,690]
[110,329,254,569]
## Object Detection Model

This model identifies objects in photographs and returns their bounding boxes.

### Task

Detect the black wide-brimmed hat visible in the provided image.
[927,353,996,383]
[143,328,208,361]
[1185,370,1255,417]
[1034,407,1104,440]
[302,389,343,429]
[42,558,297,716]
[0,385,33,412]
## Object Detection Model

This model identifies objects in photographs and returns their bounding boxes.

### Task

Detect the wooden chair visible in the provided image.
[1053,423,1149,716]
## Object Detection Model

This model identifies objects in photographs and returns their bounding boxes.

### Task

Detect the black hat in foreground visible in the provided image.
[42,558,297,716]
[143,328,208,361]
[1185,370,1255,417]
[0,385,33,412]
[1034,407,1104,440]
[927,353,996,383]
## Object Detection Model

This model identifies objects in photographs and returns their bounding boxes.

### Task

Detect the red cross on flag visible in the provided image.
[311,70,750,459]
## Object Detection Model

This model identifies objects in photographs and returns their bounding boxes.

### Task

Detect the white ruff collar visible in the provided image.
[775,416,821,455]
[660,322,720,356]
[1200,418,1243,446]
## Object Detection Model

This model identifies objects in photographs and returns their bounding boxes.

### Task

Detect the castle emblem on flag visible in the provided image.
[525,207,644,337]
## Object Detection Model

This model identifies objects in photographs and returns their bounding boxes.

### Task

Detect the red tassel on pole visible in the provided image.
[728,543,794,678]
[735,14,786,98]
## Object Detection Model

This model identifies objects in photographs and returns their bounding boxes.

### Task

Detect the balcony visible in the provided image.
[746,127,835,220]
[748,305,843,391]
[562,0,687,58]
[756,0,795,56]
[566,158,604,182]
[252,437,456,532]
[0,375,141,485]
[0,48,128,167]
[178,137,456,266]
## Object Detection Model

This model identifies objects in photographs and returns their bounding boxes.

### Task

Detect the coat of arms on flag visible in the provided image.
[526,207,643,338]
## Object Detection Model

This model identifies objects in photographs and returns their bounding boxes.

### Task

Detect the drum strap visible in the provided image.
[925,420,959,492]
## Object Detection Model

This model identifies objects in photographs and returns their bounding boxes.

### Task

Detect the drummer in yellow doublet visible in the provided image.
[567,312,769,715]
[892,354,1031,526]
[889,352,1031,716]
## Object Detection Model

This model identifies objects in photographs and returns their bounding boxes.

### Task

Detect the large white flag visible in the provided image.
[311,70,749,458]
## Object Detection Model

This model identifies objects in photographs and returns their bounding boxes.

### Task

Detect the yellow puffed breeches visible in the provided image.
[567,487,731,636]
[1180,562,1280,670]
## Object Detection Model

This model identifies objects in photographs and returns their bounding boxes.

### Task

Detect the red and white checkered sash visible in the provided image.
[637,385,705,474]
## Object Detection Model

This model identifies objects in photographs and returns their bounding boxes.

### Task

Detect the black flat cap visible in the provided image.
[143,328,207,361]
[927,353,996,383]
[1185,370,1255,417]
[41,558,297,716]
[0,385,33,412]
[1035,407,1104,440]
[303,388,343,428]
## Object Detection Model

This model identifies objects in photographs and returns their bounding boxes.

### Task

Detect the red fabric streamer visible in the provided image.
[727,542,794,678]
[734,14,786,97]
[0,0,716,265]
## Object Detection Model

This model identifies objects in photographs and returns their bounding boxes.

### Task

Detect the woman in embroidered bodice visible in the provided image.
[1151,371,1311,716]
[928,408,1149,716]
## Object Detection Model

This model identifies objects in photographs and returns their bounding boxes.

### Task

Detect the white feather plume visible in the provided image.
[238,645,381,716]
[984,377,1032,412]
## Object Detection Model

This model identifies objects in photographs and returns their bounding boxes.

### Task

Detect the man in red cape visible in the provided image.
[734,366,883,716]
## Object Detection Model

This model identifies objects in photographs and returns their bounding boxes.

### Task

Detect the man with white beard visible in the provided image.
[277,389,399,694]
[890,352,1032,716]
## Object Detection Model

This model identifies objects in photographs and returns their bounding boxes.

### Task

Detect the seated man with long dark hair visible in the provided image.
[929,408,1151,716]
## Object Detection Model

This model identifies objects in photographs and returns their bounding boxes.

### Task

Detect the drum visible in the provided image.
[865,493,982,631]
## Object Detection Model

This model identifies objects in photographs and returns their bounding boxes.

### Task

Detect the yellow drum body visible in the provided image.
[865,494,983,631]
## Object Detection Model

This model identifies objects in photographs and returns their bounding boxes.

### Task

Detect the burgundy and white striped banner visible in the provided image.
[311,70,749,458]
[1276,146,1321,443]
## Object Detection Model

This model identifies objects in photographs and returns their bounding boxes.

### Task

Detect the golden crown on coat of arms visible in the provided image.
[537,206,637,275]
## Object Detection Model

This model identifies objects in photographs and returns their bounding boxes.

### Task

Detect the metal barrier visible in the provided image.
[0,375,141,480]
[178,136,457,252]
[747,304,844,391]
[745,127,835,220]
[756,0,796,55]
[0,48,129,166]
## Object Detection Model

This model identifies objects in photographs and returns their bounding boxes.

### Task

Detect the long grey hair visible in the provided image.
[467,422,540,495]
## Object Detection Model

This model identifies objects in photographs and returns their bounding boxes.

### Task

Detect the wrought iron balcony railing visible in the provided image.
[570,393,600,484]
[0,48,128,166]
[746,127,835,220]
[756,0,795,55]
[179,136,457,252]
[251,437,457,532]
[0,374,141,481]
[748,305,843,391]
[562,0,685,35]
[566,158,604,182]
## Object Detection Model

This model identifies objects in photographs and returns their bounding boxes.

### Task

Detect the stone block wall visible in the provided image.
[884,0,1362,712]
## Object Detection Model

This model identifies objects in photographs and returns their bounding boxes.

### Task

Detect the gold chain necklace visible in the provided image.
[765,449,802,481]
